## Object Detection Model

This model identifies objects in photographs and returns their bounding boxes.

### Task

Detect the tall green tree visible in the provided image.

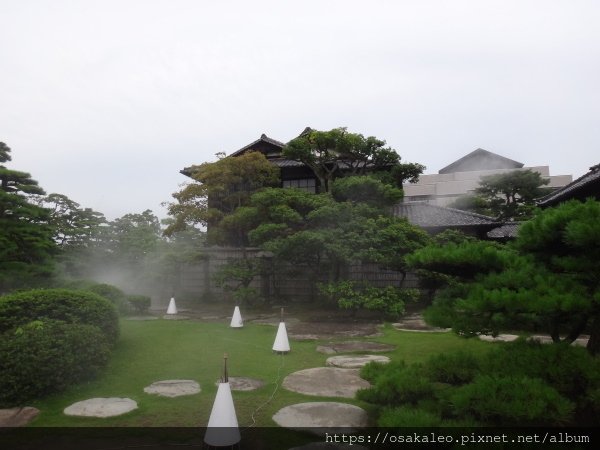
[451,169,550,220]
[165,151,280,243]
[108,210,162,266]
[283,127,423,192]
[34,193,107,278]
[0,142,56,292]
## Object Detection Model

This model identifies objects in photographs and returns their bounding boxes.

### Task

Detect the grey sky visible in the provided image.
[1,0,598,219]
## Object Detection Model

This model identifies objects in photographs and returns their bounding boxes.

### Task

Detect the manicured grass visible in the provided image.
[27,318,492,429]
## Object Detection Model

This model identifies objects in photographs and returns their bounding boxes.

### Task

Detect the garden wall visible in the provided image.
[153,247,419,309]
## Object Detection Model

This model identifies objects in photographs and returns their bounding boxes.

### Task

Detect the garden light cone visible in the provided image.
[230,306,243,328]
[166,297,177,315]
[204,354,240,448]
[272,308,290,353]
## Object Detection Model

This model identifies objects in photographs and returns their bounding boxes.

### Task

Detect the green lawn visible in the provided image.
[27,319,492,429]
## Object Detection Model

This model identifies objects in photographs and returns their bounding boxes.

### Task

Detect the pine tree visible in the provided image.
[0,142,56,292]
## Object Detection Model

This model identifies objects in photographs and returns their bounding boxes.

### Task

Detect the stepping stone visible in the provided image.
[392,313,449,332]
[326,354,390,368]
[64,398,137,418]
[273,402,368,435]
[316,341,395,354]
[478,334,519,343]
[214,377,265,391]
[0,407,40,427]
[144,380,201,397]
[283,368,369,398]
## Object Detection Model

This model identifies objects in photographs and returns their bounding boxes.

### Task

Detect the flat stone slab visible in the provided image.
[283,368,369,398]
[392,313,450,332]
[478,334,520,343]
[273,402,368,435]
[316,341,395,354]
[144,380,201,397]
[64,398,138,418]
[326,354,390,368]
[0,407,40,427]
[214,377,265,391]
[126,316,159,321]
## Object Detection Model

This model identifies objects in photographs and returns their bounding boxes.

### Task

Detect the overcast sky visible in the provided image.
[1,0,598,219]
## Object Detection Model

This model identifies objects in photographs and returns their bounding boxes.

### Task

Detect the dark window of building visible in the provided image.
[283,178,317,193]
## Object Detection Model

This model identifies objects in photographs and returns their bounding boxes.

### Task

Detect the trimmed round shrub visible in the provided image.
[450,375,574,426]
[0,288,119,344]
[127,294,151,314]
[84,283,130,315]
[0,319,111,406]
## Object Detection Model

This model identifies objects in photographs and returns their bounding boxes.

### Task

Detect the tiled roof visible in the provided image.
[229,133,285,157]
[537,163,600,207]
[487,222,520,239]
[269,158,305,167]
[438,148,523,174]
[393,202,500,228]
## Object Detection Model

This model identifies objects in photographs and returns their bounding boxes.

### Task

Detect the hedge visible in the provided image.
[0,319,111,406]
[0,288,119,344]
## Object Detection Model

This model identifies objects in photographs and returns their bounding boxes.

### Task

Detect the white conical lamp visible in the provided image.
[166,297,177,315]
[204,354,240,448]
[230,306,243,328]
[272,308,290,353]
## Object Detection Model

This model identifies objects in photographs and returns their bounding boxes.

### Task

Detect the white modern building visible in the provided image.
[403,148,572,206]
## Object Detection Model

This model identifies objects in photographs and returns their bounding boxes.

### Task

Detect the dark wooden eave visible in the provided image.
[228,133,286,157]
[537,163,600,207]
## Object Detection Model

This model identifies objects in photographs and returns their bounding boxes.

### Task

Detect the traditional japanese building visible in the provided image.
[537,163,600,207]
[181,129,319,193]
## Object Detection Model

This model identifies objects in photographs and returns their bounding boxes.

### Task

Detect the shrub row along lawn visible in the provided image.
[27,320,491,427]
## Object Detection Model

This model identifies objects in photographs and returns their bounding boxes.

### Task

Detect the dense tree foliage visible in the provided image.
[358,339,600,426]
[283,127,424,192]
[450,169,550,220]
[409,199,600,354]
[165,151,279,239]
[217,175,429,308]
[0,142,56,292]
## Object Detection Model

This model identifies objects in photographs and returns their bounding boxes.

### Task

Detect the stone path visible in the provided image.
[144,380,201,397]
[214,377,265,391]
[273,402,368,434]
[283,368,369,398]
[0,407,39,427]
[478,334,590,346]
[64,398,138,418]
[316,341,395,354]
[326,354,390,368]
[392,313,450,332]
